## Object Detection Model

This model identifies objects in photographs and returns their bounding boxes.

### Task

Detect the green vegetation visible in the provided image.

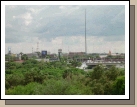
[5,59,125,95]
[21,54,28,60]
[106,55,125,59]
[5,54,16,61]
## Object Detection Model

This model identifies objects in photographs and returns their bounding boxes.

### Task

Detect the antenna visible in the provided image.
[62,39,63,52]
[68,46,69,53]
[32,47,33,53]
[85,9,87,54]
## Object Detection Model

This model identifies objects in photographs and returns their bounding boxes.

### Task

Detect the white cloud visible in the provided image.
[59,6,66,9]
[28,8,41,14]
[6,23,12,28]
[9,5,16,9]
[51,37,63,45]
[29,8,35,13]
[12,16,16,19]
[21,12,33,26]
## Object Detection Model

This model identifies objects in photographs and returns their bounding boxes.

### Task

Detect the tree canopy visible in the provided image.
[5,59,125,95]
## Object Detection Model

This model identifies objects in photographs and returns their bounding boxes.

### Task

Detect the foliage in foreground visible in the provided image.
[5,59,125,95]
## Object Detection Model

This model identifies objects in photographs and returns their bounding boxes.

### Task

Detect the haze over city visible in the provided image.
[5,5,125,54]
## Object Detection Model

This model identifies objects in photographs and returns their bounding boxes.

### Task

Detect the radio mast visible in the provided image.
[85,9,87,54]
[37,42,39,52]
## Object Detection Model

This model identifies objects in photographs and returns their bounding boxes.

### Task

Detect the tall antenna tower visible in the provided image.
[85,9,87,54]
[37,42,39,52]
[32,47,33,53]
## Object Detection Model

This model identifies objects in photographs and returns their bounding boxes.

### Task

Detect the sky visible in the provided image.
[5,5,125,54]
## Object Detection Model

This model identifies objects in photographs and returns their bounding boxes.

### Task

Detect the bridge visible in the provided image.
[86,62,125,69]
[86,62,125,66]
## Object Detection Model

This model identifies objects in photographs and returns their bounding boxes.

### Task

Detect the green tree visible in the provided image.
[105,66,119,81]
[92,83,104,95]
[24,69,46,84]
[71,60,82,67]
[103,81,114,95]
[62,68,73,80]
[43,79,69,95]
[31,56,37,59]
[91,64,104,80]
[21,54,28,60]
[112,76,125,95]
[20,52,23,57]
[5,73,25,89]
[6,82,44,95]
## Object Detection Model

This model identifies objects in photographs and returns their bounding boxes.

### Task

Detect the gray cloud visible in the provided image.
[5,5,125,43]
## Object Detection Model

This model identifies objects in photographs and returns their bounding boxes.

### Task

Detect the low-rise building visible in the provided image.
[35,58,49,62]
[49,53,57,59]
[68,52,85,58]
[26,53,39,58]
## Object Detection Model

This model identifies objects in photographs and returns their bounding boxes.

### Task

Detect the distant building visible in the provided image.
[108,50,111,55]
[99,53,108,55]
[111,53,118,56]
[120,53,125,57]
[68,52,85,58]
[58,49,62,60]
[110,53,124,56]
[18,54,22,60]
[49,58,59,62]
[49,54,57,59]
[11,53,16,57]
[8,47,11,54]
[35,58,49,62]
[62,53,68,57]
[99,55,107,58]
[26,53,39,58]
[47,51,50,55]
[41,50,47,58]
[58,49,62,52]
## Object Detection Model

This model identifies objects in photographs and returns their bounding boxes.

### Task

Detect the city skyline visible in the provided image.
[5,5,125,54]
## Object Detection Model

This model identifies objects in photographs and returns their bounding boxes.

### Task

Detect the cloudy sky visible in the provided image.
[5,5,125,54]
